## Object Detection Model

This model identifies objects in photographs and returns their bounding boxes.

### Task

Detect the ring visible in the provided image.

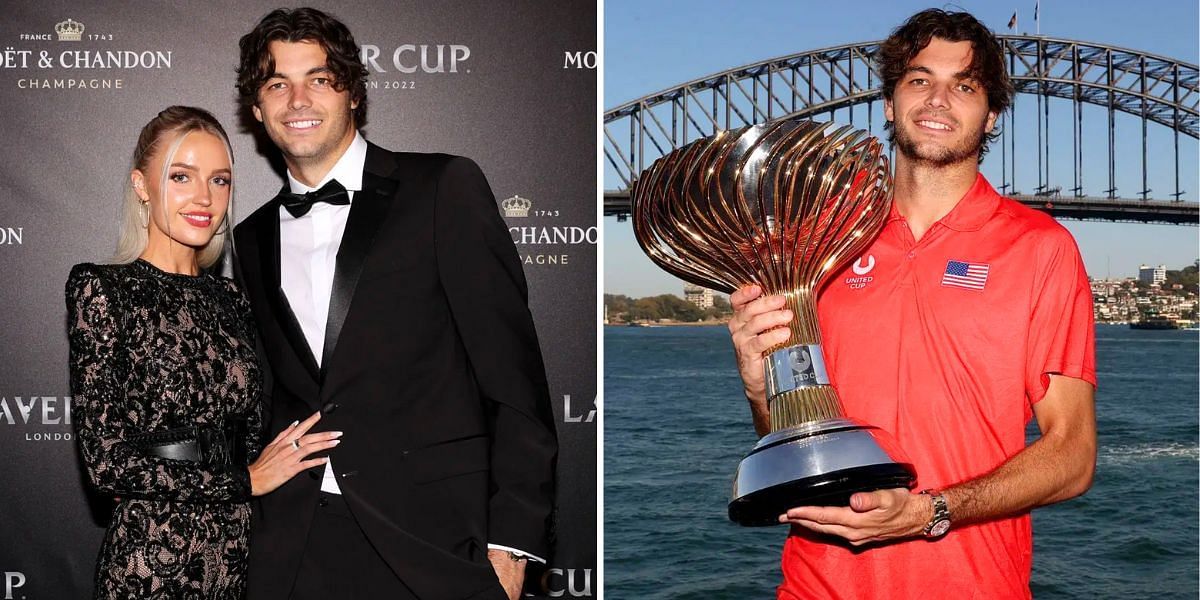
[291,439,301,450]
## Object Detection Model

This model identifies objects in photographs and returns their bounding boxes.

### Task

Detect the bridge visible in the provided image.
[604,35,1199,225]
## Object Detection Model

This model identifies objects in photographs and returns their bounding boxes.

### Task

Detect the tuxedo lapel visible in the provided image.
[320,145,398,381]
[256,194,321,382]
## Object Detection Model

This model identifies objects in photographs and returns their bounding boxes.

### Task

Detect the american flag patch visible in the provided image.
[941,260,990,291]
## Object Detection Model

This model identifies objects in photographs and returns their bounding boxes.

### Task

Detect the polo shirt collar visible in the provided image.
[886,173,1001,232]
[941,173,1001,231]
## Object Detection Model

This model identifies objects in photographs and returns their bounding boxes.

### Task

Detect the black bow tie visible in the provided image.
[278,179,350,218]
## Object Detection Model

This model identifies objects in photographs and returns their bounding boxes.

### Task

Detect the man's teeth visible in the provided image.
[286,120,321,129]
[918,120,950,131]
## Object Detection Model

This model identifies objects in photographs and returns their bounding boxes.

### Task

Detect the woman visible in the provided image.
[65,106,339,598]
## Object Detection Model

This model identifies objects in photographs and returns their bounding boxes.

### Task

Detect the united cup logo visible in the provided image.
[55,18,84,42]
[502,195,532,218]
[852,255,876,275]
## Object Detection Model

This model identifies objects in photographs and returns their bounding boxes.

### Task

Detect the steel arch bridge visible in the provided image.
[604,35,1199,225]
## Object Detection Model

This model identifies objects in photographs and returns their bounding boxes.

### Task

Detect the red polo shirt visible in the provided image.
[778,174,1096,600]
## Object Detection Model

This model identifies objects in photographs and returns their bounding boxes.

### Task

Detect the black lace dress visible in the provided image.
[66,259,264,599]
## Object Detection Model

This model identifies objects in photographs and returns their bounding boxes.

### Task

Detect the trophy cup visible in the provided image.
[631,119,916,526]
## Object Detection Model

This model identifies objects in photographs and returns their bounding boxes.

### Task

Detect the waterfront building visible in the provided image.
[1138,264,1167,285]
[683,284,714,309]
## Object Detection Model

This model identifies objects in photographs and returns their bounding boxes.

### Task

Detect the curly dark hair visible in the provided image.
[236,8,369,127]
[877,9,1013,162]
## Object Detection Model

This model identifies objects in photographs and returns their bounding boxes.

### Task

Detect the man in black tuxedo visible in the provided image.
[231,8,557,600]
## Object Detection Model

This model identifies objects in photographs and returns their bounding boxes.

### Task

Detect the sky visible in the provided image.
[603,0,1200,297]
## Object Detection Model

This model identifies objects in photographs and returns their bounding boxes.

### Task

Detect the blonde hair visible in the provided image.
[113,106,235,269]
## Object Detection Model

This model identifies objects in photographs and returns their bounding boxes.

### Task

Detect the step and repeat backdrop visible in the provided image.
[0,1,596,598]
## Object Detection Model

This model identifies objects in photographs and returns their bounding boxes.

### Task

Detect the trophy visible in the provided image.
[631,119,916,526]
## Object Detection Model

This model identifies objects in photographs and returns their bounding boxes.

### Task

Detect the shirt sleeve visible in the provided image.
[1023,229,1097,404]
[66,265,253,503]
[486,543,547,564]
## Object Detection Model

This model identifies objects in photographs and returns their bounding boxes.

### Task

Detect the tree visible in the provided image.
[606,291,731,322]
[604,294,633,315]
[1165,265,1198,293]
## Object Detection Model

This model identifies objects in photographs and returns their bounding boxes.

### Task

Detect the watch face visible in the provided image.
[929,519,951,537]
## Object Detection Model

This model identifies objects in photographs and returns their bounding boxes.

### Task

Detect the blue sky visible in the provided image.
[603,0,1200,297]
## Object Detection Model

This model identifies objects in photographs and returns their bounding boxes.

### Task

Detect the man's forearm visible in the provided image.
[943,424,1095,526]
[780,416,1094,545]
[780,376,1095,545]
[747,391,770,437]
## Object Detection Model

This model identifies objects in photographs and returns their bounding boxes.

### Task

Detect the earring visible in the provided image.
[139,201,149,228]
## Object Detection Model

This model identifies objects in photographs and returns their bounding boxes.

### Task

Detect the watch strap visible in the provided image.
[920,489,951,538]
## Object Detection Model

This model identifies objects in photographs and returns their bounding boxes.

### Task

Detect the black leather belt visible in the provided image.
[130,418,249,466]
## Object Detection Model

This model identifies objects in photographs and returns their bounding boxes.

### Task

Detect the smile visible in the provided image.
[915,120,952,131]
[284,119,322,130]
[181,213,212,227]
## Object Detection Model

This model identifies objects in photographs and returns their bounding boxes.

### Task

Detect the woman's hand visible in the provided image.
[249,411,341,497]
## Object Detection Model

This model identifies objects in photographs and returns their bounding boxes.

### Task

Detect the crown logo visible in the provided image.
[55,18,85,42]
[501,195,532,218]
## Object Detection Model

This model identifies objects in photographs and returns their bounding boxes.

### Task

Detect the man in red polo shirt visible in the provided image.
[727,9,1096,599]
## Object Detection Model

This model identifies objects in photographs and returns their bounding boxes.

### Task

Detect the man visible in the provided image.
[728,10,1096,599]
[231,8,556,600]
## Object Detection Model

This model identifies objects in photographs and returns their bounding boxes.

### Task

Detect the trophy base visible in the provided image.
[728,418,916,527]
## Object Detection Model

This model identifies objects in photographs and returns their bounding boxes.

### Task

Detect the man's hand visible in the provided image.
[729,284,792,435]
[778,488,932,547]
[487,549,526,600]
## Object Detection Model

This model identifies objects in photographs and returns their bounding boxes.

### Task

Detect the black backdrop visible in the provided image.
[0,2,596,598]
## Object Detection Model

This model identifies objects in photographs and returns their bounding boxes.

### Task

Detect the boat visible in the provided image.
[1129,315,1181,330]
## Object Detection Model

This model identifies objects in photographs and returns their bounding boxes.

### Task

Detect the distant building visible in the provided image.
[683,284,714,309]
[1138,264,1166,285]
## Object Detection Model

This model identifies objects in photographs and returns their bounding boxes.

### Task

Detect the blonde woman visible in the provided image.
[66,106,336,598]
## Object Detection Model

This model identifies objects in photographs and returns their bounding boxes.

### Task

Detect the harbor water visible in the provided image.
[604,325,1199,599]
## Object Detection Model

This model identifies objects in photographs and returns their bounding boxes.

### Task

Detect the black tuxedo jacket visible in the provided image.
[233,144,557,600]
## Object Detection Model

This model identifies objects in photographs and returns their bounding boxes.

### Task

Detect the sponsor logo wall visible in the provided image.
[0,2,596,597]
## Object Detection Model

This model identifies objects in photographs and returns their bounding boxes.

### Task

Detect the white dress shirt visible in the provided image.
[280,132,367,496]
[277,132,543,562]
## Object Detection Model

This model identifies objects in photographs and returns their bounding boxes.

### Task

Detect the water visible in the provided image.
[604,325,1199,599]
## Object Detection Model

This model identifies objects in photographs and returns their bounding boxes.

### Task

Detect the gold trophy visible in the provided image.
[631,119,916,526]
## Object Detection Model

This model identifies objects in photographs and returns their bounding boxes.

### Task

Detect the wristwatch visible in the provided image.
[920,489,951,538]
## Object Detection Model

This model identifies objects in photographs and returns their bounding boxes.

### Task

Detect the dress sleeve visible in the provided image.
[67,264,252,503]
[229,278,267,462]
